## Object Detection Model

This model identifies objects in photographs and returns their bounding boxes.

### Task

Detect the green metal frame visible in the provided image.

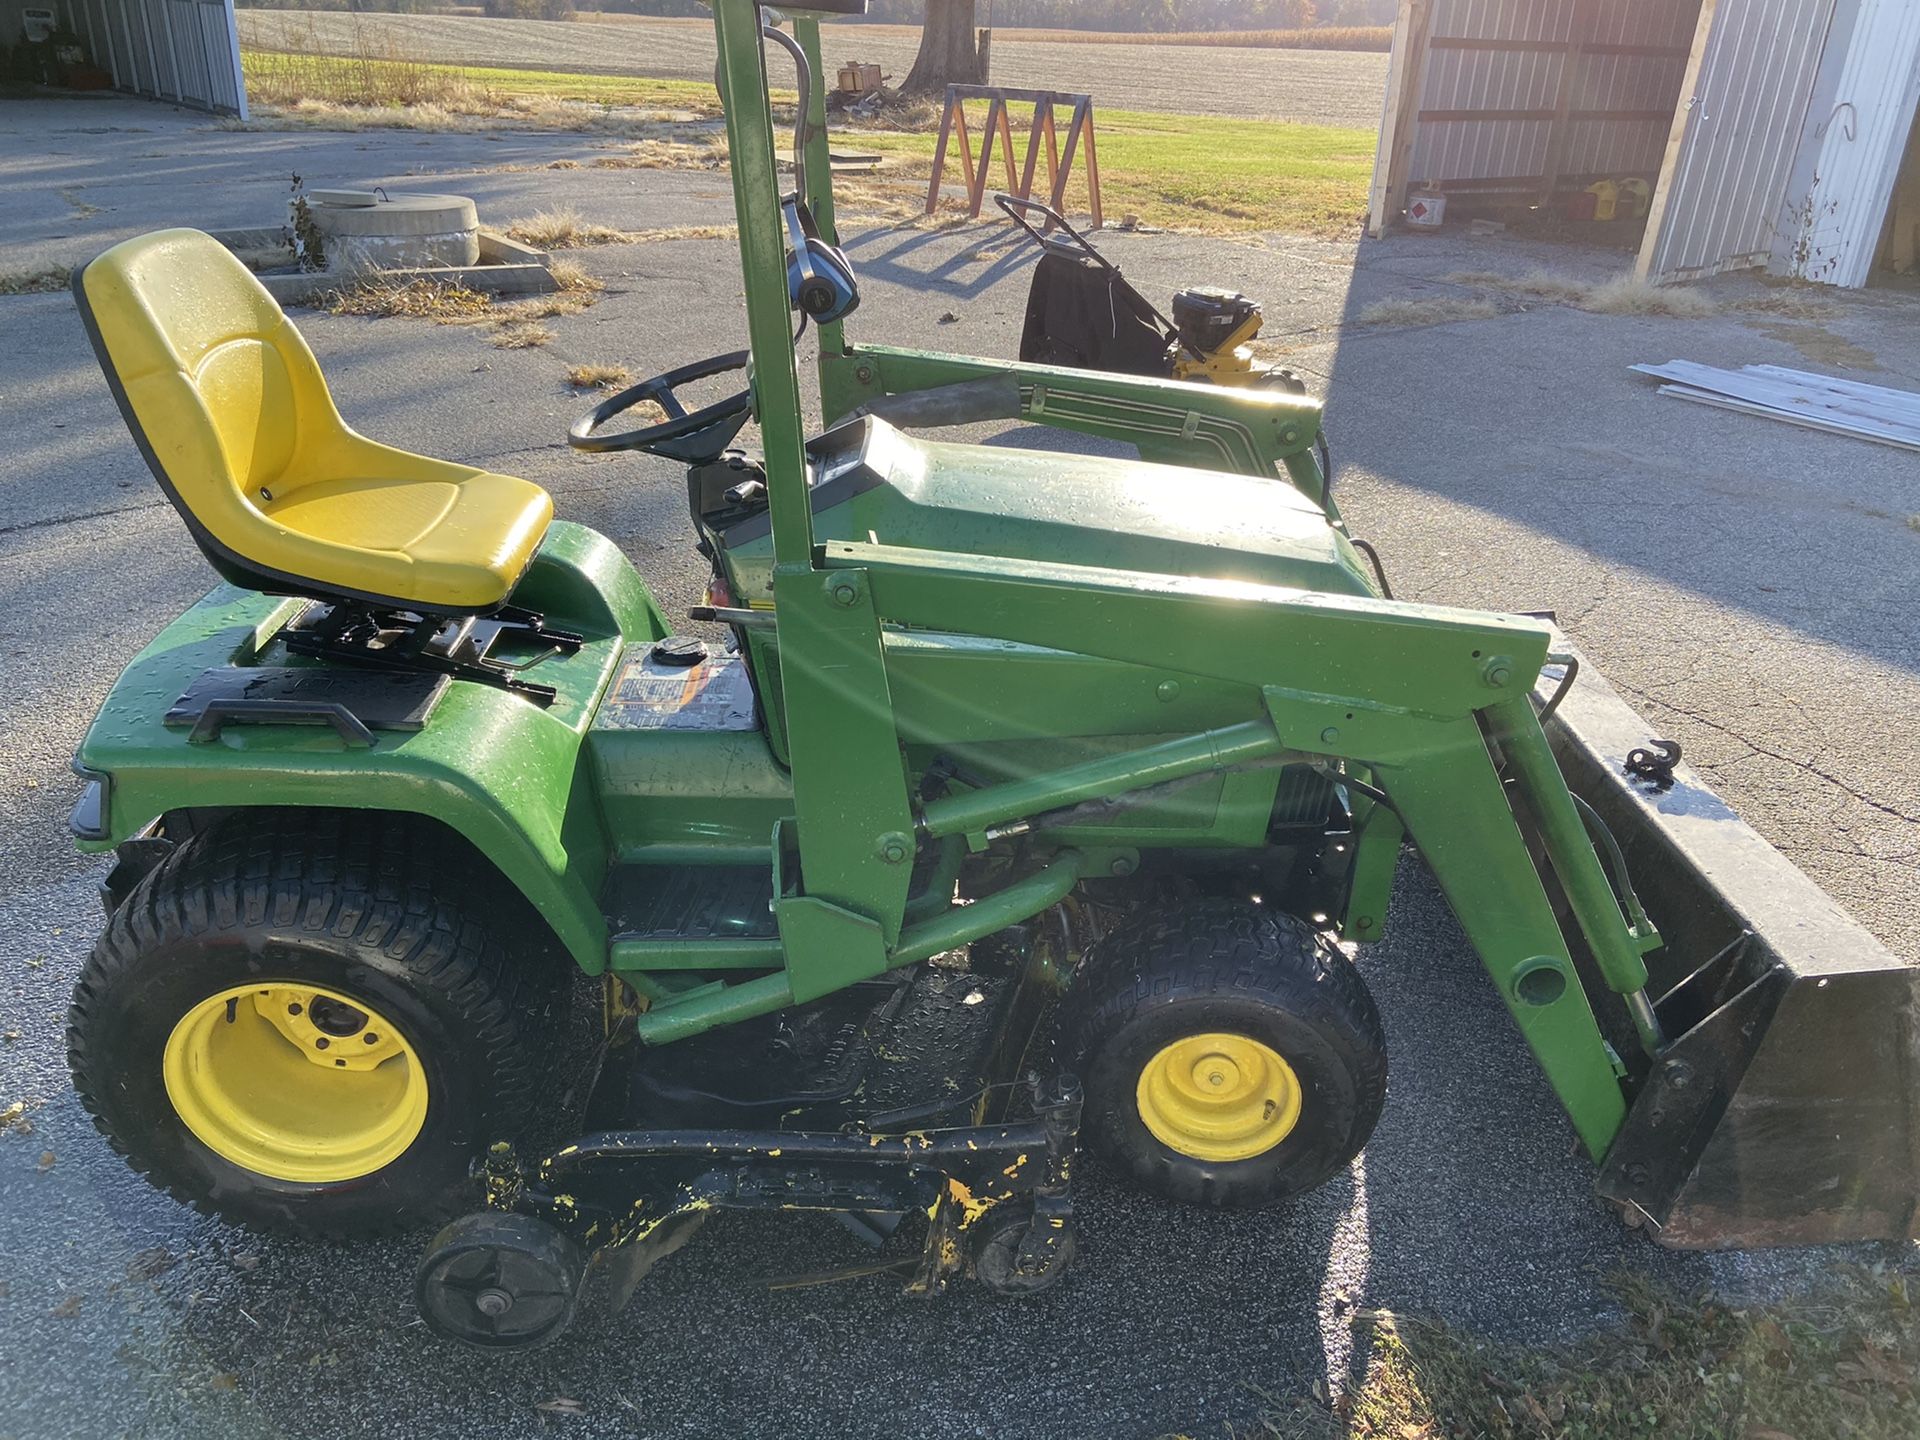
[74,525,667,972]
[69,0,1681,1173]
[687,0,1652,1155]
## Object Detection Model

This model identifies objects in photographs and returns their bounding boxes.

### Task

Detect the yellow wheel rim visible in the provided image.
[162,983,429,1184]
[1136,1031,1302,1162]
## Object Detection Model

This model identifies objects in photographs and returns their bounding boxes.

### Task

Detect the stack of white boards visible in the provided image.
[1630,361,1920,453]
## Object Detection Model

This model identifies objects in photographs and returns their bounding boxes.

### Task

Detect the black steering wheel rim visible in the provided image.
[568,348,753,461]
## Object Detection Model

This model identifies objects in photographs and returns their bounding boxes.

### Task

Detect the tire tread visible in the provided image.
[68,809,558,1239]
[1057,899,1387,1207]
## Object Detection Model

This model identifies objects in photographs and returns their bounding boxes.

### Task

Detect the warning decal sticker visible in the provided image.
[595,645,760,732]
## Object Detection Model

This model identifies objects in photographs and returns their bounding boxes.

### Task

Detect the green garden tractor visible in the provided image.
[63,0,1916,1350]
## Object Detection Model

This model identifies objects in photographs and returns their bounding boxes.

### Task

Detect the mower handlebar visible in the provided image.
[994,194,1114,274]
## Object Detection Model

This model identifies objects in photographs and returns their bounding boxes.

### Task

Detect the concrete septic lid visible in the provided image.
[308,191,479,238]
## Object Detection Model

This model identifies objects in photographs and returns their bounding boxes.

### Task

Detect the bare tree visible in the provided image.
[902,0,983,94]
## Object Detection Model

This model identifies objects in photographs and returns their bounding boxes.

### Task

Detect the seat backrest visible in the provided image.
[72,228,347,591]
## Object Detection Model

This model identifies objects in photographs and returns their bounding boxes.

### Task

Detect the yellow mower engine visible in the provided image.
[1168,286,1270,386]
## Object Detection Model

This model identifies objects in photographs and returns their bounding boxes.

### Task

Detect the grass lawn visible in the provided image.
[241,51,747,114]
[1334,1270,1920,1440]
[238,51,1377,237]
[1173,1269,1920,1440]
[853,106,1376,236]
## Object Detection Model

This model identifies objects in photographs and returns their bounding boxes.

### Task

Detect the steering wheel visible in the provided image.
[568,349,753,463]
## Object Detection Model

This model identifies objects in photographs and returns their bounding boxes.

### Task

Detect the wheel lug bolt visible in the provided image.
[315,1037,330,1050]
[287,1002,303,1016]
[364,1033,379,1044]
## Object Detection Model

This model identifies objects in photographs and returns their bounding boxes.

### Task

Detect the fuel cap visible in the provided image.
[651,636,709,668]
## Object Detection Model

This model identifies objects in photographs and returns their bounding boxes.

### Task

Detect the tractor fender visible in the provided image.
[71,522,666,976]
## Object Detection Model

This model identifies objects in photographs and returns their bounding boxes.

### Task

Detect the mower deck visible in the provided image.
[416,929,1082,1345]
[590,954,1041,1133]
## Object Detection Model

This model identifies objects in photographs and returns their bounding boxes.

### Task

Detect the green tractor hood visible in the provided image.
[715,416,1377,604]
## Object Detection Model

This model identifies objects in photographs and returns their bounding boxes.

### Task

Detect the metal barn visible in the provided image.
[1369,0,1920,288]
[1,0,247,118]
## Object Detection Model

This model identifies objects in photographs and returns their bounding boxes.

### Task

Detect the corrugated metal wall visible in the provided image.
[1407,0,1700,195]
[1640,0,1836,282]
[1562,0,1705,180]
[54,0,246,116]
[1779,0,1920,287]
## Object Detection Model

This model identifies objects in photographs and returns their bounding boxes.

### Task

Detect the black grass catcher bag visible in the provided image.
[1018,250,1174,378]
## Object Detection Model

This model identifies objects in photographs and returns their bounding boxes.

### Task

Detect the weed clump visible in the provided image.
[324,278,492,321]
[1359,296,1501,327]
[566,363,632,390]
[506,207,634,250]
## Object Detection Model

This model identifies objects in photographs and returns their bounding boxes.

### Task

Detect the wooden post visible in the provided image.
[1042,103,1061,199]
[1367,0,1432,238]
[926,84,959,216]
[1018,96,1052,203]
[1080,108,1103,230]
[994,98,1020,194]
[1055,97,1088,212]
[955,101,977,209]
[967,95,1006,215]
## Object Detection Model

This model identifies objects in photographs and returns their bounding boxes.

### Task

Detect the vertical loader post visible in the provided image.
[714,0,814,566]
[1487,697,1663,1052]
[713,0,918,1004]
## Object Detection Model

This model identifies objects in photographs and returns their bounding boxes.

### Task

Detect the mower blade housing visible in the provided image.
[1541,639,1919,1248]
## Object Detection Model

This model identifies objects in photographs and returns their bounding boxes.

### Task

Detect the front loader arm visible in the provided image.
[652,536,1654,1159]
[825,541,1648,1156]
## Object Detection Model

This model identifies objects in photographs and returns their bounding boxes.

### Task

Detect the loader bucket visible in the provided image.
[1539,638,1919,1248]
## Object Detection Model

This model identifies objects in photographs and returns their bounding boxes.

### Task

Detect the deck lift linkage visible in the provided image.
[59,0,1916,1350]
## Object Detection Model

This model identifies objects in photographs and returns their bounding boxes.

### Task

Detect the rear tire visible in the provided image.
[1057,900,1385,1208]
[68,810,564,1238]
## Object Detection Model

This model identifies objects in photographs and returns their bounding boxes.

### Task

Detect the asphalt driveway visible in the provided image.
[1,98,1915,1440]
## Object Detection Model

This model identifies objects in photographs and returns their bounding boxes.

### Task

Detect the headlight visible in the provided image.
[69,763,110,841]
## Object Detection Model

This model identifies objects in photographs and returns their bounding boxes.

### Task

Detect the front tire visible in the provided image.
[1057,900,1386,1208]
[68,810,563,1238]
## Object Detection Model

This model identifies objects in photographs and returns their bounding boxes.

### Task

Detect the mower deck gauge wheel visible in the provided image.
[969,1204,1077,1297]
[417,1212,586,1349]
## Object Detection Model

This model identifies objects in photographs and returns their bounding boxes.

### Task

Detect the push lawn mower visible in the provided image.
[997,193,1307,393]
[64,0,1917,1351]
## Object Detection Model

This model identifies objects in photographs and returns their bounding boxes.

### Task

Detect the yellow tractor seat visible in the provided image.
[72,228,553,615]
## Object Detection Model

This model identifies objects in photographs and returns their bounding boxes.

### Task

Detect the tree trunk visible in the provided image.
[903,0,981,96]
